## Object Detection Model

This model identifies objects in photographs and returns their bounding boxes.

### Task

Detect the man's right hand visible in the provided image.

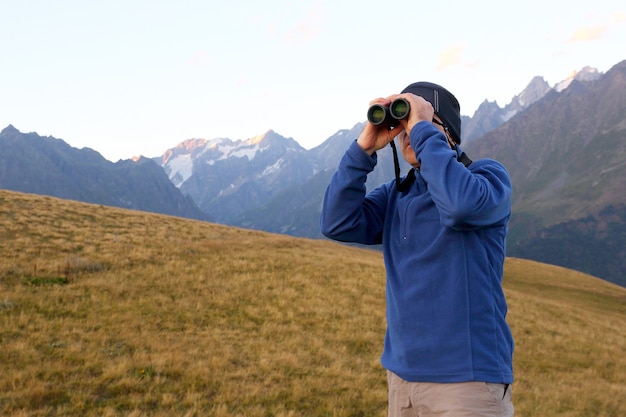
[357,98,405,156]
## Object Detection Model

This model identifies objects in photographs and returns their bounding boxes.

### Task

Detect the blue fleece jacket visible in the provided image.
[320,121,514,383]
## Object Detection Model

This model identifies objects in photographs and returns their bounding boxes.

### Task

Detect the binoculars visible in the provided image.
[367,98,410,128]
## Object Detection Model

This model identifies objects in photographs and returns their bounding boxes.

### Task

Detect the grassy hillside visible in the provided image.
[0,190,624,417]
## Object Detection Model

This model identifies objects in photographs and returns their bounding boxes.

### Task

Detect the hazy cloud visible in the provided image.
[188,51,211,67]
[257,1,325,46]
[568,12,625,42]
[437,44,464,71]
[568,23,610,42]
[282,2,325,45]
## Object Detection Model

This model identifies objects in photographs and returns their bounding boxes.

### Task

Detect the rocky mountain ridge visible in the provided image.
[462,66,601,143]
[0,125,208,221]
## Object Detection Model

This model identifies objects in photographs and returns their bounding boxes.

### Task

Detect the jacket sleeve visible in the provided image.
[320,140,389,244]
[411,122,512,230]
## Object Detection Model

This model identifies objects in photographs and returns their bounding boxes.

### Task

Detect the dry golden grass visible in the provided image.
[0,190,624,416]
[503,258,625,416]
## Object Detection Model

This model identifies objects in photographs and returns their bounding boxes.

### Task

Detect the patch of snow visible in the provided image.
[228,144,262,160]
[502,109,518,122]
[555,78,573,93]
[203,139,266,164]
[167,154,194,187]
[260,159,284,177]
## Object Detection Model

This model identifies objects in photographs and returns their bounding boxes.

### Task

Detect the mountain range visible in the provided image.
[1,60,624,287]
[0,126,208,221]
[465,61,626,287]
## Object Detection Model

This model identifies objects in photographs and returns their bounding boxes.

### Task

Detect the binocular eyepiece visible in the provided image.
[367,98,410,128]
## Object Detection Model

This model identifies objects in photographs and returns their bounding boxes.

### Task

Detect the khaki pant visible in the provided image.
[387,371,514,417]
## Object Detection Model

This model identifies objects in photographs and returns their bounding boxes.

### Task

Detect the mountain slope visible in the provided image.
[465,59,626,286]
[0,125,208,221]
[157,130,311,222]
[462,67,601,143]
[228,124,413,237]
[0,190,624,416]
[158,123,412,229]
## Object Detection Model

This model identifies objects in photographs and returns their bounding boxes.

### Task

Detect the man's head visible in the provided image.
[401,81,461,144]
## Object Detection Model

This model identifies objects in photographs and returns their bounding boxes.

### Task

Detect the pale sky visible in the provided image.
[1,0,624,161]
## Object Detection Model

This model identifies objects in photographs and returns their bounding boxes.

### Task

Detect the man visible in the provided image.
[320,82,514,416]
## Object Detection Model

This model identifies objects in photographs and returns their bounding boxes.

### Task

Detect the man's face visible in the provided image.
[397,130,418,167]
[398,115,449,168]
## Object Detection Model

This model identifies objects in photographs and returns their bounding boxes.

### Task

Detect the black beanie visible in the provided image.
[401,81,462,144]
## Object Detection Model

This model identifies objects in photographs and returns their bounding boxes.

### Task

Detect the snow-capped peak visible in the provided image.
[555,66,601,92]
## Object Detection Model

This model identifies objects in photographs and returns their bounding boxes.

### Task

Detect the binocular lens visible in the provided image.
[366,98,411,127]
[390,99,410,120]
[367,105,388,125]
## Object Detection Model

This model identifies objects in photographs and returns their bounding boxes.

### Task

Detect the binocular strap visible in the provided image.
[390,141,472,193]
